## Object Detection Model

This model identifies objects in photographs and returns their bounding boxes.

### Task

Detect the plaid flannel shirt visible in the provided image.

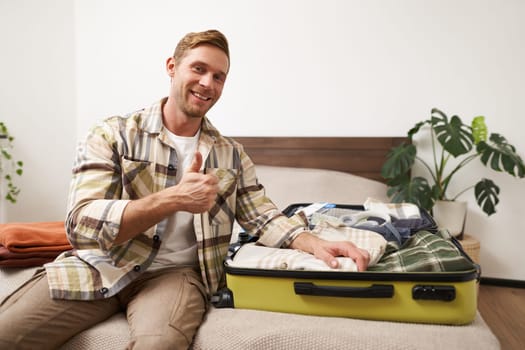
[45,98,307,300]
[368,230,475,272]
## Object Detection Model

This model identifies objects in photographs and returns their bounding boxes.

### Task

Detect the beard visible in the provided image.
[176,89,217,119]
[181,101,212,119]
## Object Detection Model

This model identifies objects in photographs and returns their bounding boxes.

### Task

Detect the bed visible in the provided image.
[0,136,500,349]
[232,136,405,183]
[191,136,500,350]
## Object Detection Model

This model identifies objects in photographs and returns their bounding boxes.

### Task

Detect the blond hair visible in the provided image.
[173,29,230,66]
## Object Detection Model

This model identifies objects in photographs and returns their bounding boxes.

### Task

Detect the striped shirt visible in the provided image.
[45,98,307,300]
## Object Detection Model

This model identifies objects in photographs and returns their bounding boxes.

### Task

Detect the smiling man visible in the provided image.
[0,29,369,349]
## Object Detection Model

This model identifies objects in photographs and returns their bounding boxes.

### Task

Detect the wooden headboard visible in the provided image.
[233,137,407,183]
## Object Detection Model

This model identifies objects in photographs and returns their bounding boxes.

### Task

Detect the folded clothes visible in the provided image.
[228,224,387,272]
[310,208,407,245]
[0,245,61,259]
[364,198,421,219]
[0,221,71,253]
[0,245,63,267]
[310,221,387,266]
[307,199,434,246]
[368,230,475,273]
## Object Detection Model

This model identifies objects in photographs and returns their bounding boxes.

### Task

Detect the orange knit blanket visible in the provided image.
[0,246,60,267]
[0,221,72,253]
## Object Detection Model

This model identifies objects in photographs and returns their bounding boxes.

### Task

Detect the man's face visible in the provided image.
[167,44,229,119]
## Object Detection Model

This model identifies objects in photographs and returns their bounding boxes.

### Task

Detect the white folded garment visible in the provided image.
[227,223,387,272]
[364,197,421,219]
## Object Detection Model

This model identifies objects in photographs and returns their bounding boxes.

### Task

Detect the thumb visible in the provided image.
[187,151,203,173]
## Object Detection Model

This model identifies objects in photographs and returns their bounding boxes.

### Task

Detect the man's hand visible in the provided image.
[175,151,219,213]
[116,151,218,244]
[289,232,370,271]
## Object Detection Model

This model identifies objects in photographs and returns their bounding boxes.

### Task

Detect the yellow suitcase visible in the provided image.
[214,203,480,325]
[220,263,479,325]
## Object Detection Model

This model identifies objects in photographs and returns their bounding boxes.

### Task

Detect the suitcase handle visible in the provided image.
[294,282,394,298]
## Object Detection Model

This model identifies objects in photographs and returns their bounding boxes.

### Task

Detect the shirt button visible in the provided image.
[168,164,175,171]
[153,235,160,241]
[133,265,141,272]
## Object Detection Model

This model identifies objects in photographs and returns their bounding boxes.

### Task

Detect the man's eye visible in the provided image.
[193,66,203,73]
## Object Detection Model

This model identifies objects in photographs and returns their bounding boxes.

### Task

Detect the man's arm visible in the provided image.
[116,151,218,244]
[231,147,370,271]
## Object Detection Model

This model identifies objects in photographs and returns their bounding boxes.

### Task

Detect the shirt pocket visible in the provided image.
[121,156,155,199]
[205,167,238,225]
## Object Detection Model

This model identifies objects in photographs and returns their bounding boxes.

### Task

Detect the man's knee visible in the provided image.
[0,336,18,350]
[128,327,192,350]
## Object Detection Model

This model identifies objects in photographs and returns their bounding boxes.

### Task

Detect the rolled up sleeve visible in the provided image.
[65,122,131,251]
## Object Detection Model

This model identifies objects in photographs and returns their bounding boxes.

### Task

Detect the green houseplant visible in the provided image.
[381,108,525,216]
[0,122,23,203]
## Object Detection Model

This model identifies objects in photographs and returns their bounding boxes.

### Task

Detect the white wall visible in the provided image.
[0,0,76,222]
[1,0,524,280]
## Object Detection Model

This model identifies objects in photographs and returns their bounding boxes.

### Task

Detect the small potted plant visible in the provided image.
[0,122,24,204]
[380,108,524,236]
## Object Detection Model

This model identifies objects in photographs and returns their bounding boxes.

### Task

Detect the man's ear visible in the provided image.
[166,57,176,78]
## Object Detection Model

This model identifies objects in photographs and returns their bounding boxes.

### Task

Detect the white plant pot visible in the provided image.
[432,200,467,237]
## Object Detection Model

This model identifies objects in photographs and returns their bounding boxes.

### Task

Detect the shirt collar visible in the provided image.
[139,97,220,142]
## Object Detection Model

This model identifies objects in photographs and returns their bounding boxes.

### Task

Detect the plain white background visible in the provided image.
[1,0,524,280]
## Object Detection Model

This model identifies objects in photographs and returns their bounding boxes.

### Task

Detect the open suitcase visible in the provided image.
[213,203,480,325]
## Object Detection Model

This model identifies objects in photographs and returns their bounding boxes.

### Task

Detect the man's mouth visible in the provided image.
[191,91,212,101]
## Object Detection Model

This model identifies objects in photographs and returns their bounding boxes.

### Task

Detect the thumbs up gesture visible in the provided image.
[173,151,219,213]
[187,150,204,173]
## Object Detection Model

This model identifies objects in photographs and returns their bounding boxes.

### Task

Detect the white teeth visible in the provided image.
[193,92,210,101]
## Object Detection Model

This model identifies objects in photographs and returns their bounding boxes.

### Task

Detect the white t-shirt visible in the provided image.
[149,128,200,270]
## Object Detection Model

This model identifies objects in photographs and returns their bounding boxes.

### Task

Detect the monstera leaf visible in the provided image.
[477,134,525,178]
[380,143,416,180]
[382,108,524,217]
[386,176,434,211]
[474,178,500,216]
[471,116,488,144]
[407,120,429,141]
[430,108,473,157]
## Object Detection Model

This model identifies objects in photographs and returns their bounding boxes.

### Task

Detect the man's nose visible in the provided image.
[199,73,213,87]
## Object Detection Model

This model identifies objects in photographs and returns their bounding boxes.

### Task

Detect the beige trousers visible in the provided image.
[0,266,207,350]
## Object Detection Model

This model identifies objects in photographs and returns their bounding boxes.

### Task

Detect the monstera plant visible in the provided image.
[381,108,525,216]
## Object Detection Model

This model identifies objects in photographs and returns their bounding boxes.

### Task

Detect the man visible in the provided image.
[0,29,369,349]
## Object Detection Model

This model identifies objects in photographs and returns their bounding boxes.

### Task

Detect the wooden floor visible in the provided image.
[478,284,525,350]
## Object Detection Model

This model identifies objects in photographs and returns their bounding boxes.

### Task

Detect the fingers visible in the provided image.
[316,241,371,272]
[352,248,371,272]
[291,233,371,271]
[315,248,340,269]
[187,151,203,173]
[173,151,220,213]
[186,173,219,212]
